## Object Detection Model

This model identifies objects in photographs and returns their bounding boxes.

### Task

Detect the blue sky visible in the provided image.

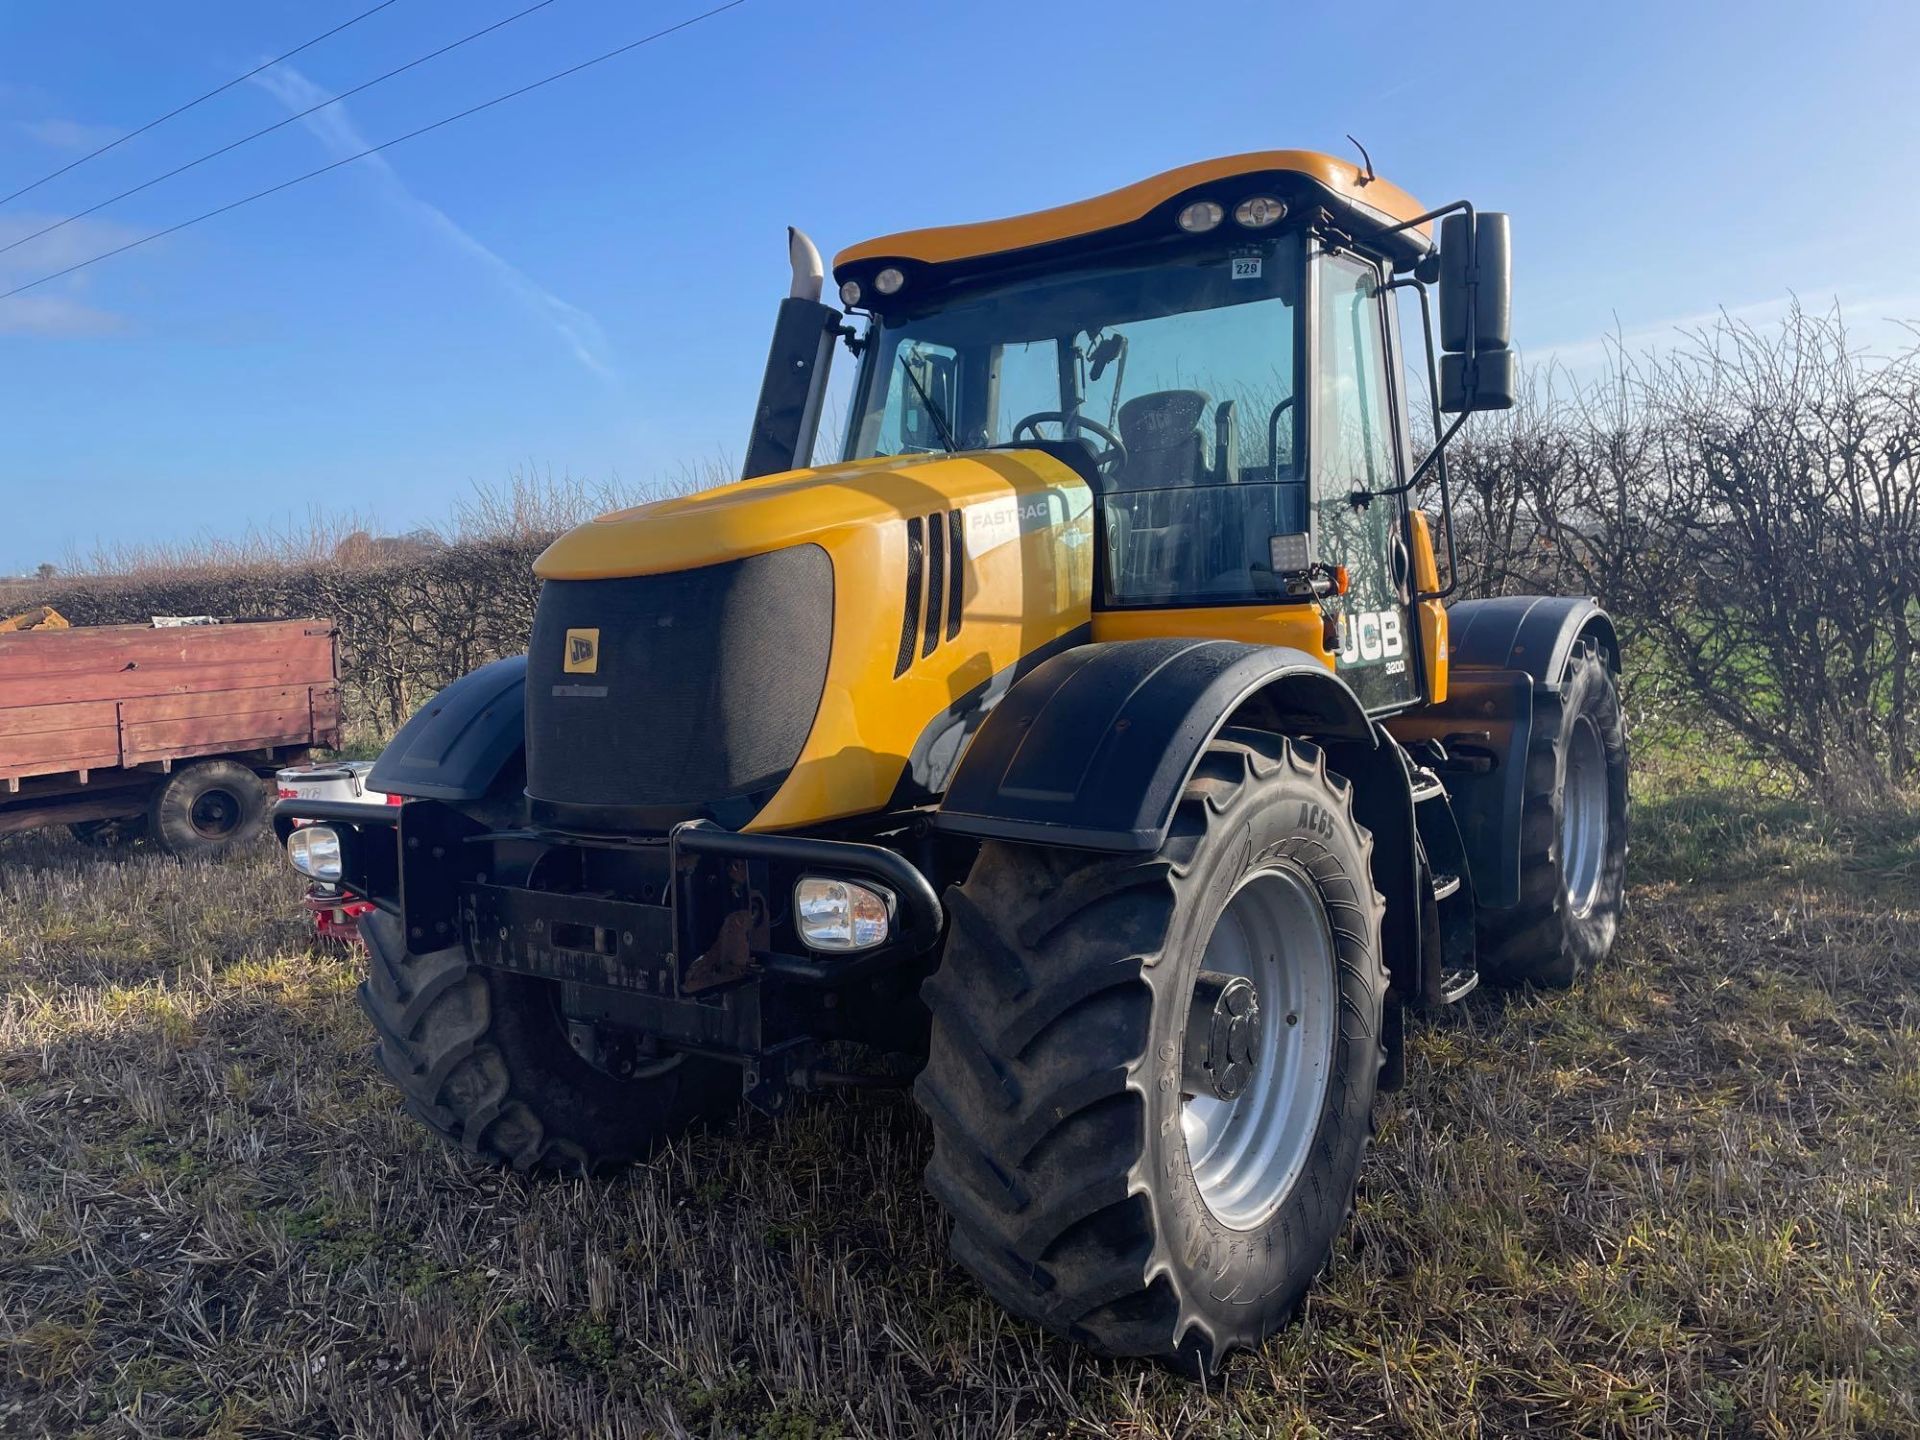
[2,0,1915,571]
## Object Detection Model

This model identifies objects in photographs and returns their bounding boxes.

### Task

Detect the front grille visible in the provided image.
[526,546,833,827]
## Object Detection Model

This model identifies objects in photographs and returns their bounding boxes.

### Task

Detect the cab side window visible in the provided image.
[1315,252,1396,502]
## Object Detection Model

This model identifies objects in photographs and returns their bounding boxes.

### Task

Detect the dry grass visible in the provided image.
[0,768,1915,1438]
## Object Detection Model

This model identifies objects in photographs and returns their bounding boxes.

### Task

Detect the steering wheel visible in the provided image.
[1011,411,1129,476]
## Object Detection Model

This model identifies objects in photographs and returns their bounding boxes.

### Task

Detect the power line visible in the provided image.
[1,0,561,259]
[0,1,747,304]
[0,0,405,208]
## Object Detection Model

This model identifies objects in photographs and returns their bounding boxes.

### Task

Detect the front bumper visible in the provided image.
[272,798,944,1009]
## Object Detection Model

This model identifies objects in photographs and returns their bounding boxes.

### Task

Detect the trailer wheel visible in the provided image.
[357,911,736,1173]
[147,760,271,856]
[1479,642,1629,988]
[916,731,1387,1372]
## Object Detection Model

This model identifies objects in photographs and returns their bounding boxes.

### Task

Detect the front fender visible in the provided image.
[368,655,526,802]
[935,638,1373,853]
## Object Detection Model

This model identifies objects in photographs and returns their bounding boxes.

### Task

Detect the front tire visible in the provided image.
[357,912,737,1172]
[916,731,1387,1370]
[1479,642,1629,988]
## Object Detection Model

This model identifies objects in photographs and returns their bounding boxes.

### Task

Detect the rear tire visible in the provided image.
[1479,642,1629,988]
[916,731,1387,1371]
[147,759,270,856]
[357,911,737,1172]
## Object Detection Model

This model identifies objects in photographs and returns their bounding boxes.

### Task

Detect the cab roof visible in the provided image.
[832,149,1433,281]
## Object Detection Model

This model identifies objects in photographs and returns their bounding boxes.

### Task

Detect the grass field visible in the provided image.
[1,763,1916,1438]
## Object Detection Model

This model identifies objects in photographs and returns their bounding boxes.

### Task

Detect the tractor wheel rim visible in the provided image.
[190,789,241,838]
[1181,864,1337,1230]
[1562,714,1608,917]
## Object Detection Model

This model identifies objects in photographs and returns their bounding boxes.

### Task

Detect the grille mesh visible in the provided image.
[527,547,832,821]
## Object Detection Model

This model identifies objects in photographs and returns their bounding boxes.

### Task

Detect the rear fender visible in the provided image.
[1448,595,1620,678]
[1387,596,1618,910]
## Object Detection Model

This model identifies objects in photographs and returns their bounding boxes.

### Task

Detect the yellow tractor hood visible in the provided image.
[535,450,1085,581]
[529,446,1097,834]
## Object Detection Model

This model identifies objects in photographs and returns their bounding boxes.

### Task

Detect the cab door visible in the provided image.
[1312,244,1417,712]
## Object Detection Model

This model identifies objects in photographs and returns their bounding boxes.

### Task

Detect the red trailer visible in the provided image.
[0,617,341,853]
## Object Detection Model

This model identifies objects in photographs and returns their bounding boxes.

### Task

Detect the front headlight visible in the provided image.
[287,825,343,882]
[794,877,893,952]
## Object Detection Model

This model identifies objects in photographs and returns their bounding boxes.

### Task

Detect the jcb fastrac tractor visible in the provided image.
[280,150,1627,1370]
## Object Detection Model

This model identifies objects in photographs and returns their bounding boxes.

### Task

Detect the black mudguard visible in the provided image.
[1449,594,1620,677]
[936,637,1374,853]
[368,655,527,802]
[1387,596,1619,909]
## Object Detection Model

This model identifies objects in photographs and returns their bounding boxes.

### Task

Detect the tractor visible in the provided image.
[279,149,1628,1370]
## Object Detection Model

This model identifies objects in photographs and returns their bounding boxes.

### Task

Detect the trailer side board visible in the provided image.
[0,619,341,783]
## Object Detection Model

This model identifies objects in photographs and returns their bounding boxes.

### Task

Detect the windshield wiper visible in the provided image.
[898,352,959,453]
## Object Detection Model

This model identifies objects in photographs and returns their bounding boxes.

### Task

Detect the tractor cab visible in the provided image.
[800,149,1517,714]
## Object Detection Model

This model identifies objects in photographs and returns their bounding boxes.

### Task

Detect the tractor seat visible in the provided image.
[1115,390,1212,490]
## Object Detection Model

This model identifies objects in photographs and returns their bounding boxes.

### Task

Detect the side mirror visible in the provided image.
[1436,211,1515,413]
[1440,349,1516,413]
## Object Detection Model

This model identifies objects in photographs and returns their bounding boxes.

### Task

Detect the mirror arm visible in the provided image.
[1378,199,1476,268]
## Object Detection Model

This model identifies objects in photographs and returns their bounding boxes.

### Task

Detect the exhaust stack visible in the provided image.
[743,227,841,480]
[787,226,824,302]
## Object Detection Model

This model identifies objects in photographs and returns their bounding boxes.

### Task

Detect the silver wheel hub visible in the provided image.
[1181,865,1337,1231]
[1562,713,1608,917]
[1183,971,1262,1101]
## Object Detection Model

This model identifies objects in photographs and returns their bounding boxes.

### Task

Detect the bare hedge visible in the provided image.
[21,535,551,738]
[1441,302,1920,806]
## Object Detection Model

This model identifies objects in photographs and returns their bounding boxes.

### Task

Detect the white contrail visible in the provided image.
[1532,291,1920,374]
[251,64,619,382]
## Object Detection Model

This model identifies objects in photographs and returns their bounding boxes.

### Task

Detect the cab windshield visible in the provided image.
[844,232,1304,604]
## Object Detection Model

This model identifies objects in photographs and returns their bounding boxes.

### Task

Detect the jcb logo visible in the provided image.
[563,628,600,674]
[1337,610,1404,666]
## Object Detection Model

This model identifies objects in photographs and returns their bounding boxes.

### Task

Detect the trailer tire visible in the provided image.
[916,731,1387,1372]
[147,760,270,856]
[1478,643,1628,988]
[356,911,736,1173]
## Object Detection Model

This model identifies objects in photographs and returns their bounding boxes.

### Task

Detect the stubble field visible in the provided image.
[1,761,1916,1438]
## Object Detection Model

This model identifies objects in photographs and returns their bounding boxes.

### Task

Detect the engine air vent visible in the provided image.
[895,509,967,677]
